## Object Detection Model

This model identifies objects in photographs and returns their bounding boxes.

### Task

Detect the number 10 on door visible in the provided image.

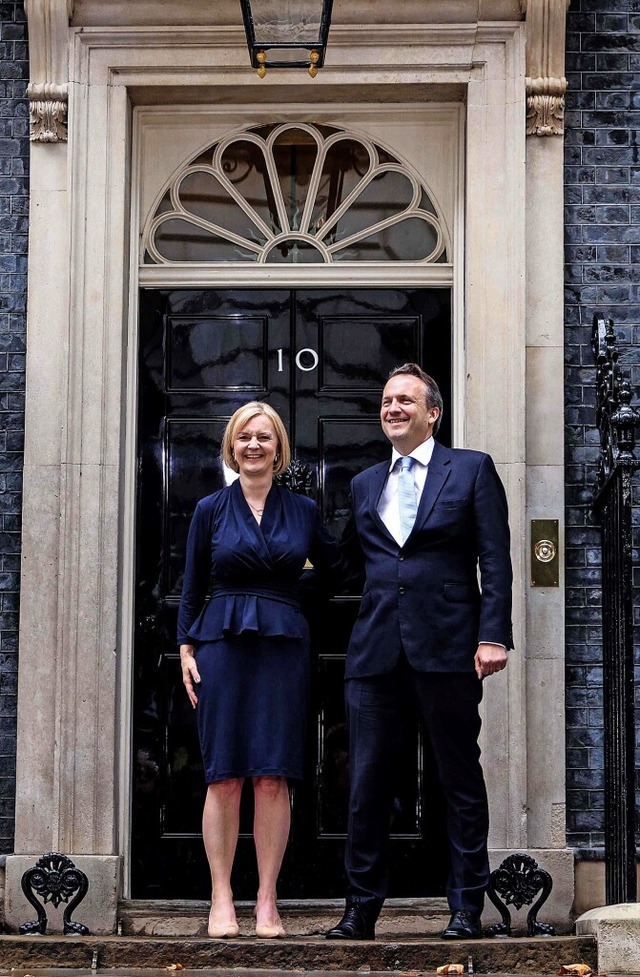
[276,348,319,372]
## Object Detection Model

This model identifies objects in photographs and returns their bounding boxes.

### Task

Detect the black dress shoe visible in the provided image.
[326,904,376,940]
[441,909,482,940]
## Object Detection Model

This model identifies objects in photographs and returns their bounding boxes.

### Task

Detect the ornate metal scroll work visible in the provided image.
[19,852,90,935]
[592,315,639,905]
[485,853,555,937]
[276,460,313,495]
[143,123,447,266]
[592,316,640,491]
[28,83,68,142]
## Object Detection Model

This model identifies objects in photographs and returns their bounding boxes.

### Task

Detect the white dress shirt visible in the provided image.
[377,437,434,545]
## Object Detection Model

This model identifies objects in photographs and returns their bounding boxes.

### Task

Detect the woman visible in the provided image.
[178,402,341,939]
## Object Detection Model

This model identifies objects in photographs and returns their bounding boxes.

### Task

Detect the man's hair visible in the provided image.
[387,363,444,434]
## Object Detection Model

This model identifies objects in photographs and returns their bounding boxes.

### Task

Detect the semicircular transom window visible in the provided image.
[143,123,449,265]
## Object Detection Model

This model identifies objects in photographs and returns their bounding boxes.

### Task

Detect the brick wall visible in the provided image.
[0,0,27,855]
[564,0,640,849]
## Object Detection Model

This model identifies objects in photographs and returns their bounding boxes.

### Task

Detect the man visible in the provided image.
[326,363,512,942]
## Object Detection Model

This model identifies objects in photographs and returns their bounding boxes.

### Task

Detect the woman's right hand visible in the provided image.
[180,644,200,708]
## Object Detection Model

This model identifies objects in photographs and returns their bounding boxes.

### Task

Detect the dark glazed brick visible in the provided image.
[583,110,640,126]
[0,0,27,858]
[596,245,630,261]
[566,52,597,71]
[594,167,630,184]
[583,71,640,88]
[571,12,596,31]
[582,33,640,51]
[595,91,632,109]
[567,92,597,111]
[594,128,630,145]
[595,53,634,70]
[584,147,639,164]
[566,146,583,166]
[584,263,640,281]
[583,224,640,243]
[567,246,598,261]
[566,205,597,223]
[565,0,640,851]
[565,166,596,185]
[595,14,629,32]
[596,206,631,224]
[565,129,597,147]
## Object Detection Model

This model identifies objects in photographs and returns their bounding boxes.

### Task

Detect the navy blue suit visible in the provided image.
[342,441,513,916]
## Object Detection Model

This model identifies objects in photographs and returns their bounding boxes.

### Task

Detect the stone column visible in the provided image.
[5,0,121,935]
[522,0,570,851]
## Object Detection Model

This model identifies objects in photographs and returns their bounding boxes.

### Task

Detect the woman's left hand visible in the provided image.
[180,644,200,708]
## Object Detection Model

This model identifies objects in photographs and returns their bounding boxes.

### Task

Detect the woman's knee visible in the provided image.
[252,775,288,799]
[208,777,244,800]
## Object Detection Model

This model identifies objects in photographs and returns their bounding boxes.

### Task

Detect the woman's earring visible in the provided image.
[274,454,279,464]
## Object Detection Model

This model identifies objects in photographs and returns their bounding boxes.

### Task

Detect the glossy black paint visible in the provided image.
[132,287,452,898]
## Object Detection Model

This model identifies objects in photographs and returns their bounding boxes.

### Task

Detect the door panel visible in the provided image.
[132,287,451,898]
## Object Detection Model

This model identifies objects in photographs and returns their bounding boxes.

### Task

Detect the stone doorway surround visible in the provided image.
[5,0,571,933]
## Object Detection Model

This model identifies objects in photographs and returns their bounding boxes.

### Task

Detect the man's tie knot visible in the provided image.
[399,456,415,473]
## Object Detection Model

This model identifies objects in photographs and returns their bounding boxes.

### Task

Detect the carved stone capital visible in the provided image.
[524,0,570,136]
[25,1,73,142]
[27,83,69,142]
[526,75,568,136]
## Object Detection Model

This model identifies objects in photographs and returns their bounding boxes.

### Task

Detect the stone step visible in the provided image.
[0,934,598,973]
[118,899,453,938]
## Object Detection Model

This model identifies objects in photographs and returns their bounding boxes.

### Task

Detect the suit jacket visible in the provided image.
[343,441,513,677]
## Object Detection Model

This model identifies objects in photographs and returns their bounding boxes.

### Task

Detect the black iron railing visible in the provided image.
[592,314,639,905]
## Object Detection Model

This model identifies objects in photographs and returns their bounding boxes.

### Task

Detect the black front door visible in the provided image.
[132,287,452,899]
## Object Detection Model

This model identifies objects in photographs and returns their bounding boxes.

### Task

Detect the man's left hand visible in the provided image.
[474,643,508,680]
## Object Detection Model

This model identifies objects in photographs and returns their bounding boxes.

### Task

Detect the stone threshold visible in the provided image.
[0,934,597,973]
[118,898,452,938]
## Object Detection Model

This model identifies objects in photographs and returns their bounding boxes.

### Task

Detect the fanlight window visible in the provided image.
[143,124,448,265]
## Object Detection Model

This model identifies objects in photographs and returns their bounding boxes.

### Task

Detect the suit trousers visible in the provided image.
[344,656,489,917]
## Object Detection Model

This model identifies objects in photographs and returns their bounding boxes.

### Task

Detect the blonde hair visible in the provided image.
[221,402,291,476]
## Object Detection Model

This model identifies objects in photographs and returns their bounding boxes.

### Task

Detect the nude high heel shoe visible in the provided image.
[208,905,240,939]
[208,920,240,938]
[255,922,285,938]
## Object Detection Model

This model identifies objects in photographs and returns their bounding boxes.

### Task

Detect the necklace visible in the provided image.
[247,500,265,515]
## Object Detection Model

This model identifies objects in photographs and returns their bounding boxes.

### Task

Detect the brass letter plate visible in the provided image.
[530,519,559,587]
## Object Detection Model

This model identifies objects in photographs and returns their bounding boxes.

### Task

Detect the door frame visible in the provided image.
[12,19,557,930]
[124,105,465,894]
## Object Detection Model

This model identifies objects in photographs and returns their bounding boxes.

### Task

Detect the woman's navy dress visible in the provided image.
[177,479,341,784]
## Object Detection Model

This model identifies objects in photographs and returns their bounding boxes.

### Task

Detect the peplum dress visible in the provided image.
[177,478,342,784]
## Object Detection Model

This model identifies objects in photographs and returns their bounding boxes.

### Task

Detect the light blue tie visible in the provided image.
[397,456,418,543]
